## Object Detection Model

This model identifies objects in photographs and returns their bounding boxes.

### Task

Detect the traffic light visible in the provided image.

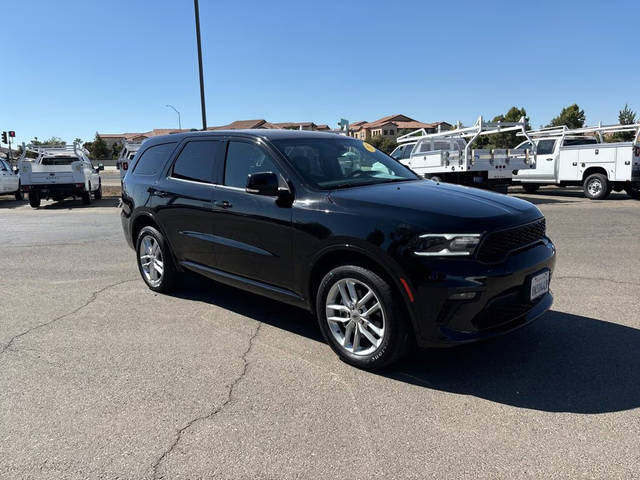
[1,132,7,144]
[9,131,15,138]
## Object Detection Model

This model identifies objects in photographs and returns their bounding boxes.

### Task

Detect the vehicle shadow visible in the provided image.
[511,187,633,204]
[171,274,640,414]
[0,197,27,209]
[388,310,640,414]
[38,197,121,209]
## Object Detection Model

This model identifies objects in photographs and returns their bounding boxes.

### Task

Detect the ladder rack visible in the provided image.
[519,123,640,143]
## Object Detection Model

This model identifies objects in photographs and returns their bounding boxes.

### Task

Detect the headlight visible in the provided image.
[414,233,481,256]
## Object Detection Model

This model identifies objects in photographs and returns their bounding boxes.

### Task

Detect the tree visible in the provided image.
[472,106,529,149]
[611,104,638,142]
[111,142,122,159]
[31,136,65,146]
[87,132,109,159]
[73,138,83,146]
[548,104,585,129]
[367,135,397,154]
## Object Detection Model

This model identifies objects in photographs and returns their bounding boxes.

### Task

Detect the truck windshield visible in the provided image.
[271,137,418,190]
[41,156,78,165]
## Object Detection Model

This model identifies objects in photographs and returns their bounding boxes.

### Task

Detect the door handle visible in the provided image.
[148,187,169,198]
[214,200,232,209]
[546,158,553,161]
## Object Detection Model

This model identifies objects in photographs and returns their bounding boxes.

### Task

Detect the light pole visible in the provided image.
[194,0,207,130]
[165,104,182,129]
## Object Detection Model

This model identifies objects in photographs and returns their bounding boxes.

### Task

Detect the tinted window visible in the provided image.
[563,137,598,147]
[391,146,404,159]
[517,141,533,150]
[403,144,415,158]
[172,140,219,183]
[134,143,176,176]
[0,160,9,170]
[537,139,556,155]
[224,142,278,188]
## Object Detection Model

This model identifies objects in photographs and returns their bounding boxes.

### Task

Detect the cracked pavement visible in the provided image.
[1,191,639,479]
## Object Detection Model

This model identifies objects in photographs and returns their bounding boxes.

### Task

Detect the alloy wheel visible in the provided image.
[325,278,386,356]
[588,178,602,196]
[139,235,164,287]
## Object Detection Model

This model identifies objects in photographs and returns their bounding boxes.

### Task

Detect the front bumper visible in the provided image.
[406,238,556,347]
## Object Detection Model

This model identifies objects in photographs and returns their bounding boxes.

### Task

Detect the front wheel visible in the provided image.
[625,185,640,200]
[94,182,102,200]
[14,185,23,201]
[29,191,41,208]
[81,185,91,205]
[523,183,539,194]
[316,265,409,370]
[136,226,178,293]
[583,173,611,200]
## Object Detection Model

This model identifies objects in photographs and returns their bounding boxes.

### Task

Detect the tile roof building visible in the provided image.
[348,114,451,140]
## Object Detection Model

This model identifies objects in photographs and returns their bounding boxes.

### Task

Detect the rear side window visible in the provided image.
[133,143,176,176]
[537,139,556,155]
[563,137,598,147]
[172,140,220,183]
[402,144,415,158]
[224,141,278,188]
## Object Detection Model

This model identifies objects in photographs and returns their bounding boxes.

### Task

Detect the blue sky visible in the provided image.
[2,0,639,146]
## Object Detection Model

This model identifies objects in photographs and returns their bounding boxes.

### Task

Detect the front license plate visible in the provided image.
[530,270,550,301]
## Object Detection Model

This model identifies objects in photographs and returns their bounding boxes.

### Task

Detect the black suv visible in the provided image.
[121,130,555,369]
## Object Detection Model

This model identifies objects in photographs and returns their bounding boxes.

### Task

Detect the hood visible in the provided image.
[328,180,542,233]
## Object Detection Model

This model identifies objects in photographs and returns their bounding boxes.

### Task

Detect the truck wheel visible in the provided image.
[316,265,409,370]
[15,185,23,201]
[136,226,178,293]
[625,185,640,200]
[523,184,539,194]
[94,182,102,200]
[82,185,92,205]
[29,192,41,208]
[429,176,442,183]
[583,173,611,200]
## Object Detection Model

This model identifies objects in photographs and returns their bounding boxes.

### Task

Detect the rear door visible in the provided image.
[210,138,294,290]
[152,138,223,268]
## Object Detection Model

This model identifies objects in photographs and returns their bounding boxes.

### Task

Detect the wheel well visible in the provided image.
[583,166,608,181]
[308,250,413,324]
[131,214,159,245]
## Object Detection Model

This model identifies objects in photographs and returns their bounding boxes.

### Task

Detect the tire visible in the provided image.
[94,182,102,200]
[82,185,91,205]
[136,225,178,293]
[29,191,41,208]
[625,185,640,200]
[316,265,409,370]
[523,184,539,194]
[429,176,442,183]
[583,173,611,200]
[14,185,23,201]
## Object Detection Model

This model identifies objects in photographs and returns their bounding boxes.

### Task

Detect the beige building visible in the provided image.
[348,114,451,140]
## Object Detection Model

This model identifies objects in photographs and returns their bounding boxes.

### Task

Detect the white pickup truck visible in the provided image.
[19,144,104,208]
[116,141,142,184]
[512,124,640,199]
[0,158,23,200]
[396,116,537,191]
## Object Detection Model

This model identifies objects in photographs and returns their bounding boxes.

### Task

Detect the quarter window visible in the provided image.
[172,140,220,183]
[133,143,176,176]
[224,142,278,188]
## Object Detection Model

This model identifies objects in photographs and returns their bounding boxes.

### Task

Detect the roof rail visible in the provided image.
[520,122,640,139]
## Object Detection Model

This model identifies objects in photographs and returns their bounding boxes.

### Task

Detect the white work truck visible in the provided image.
[0,158,23,200]
[116,141,142,184]
[19,144,104,208]
[396,116,537,191]
[512,124,640,199]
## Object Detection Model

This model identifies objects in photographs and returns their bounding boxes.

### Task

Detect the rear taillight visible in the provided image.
[22,185,30,191]
[122,162,129,171]
[634,146,640,157]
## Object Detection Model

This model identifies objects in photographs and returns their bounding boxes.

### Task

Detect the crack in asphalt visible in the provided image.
[0,279,137,357]
[554,275,640,287]
[151,322,262,480]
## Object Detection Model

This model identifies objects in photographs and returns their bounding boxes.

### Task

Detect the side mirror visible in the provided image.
[98,163,105,171]
[13,167,19,174]
[246,172,279,196]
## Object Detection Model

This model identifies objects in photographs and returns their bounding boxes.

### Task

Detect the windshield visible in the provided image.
[271,137,418,190]
[41,156,78,165]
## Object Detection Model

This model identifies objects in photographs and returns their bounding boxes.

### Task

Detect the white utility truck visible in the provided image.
[116,141,142,184]
[0,158,22,200]
[19,144,104,208]
[512,123,640,199]
[396,116,537,191]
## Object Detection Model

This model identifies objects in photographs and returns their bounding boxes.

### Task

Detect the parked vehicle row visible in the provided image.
[18,144,104,208]
[121,130,555,369]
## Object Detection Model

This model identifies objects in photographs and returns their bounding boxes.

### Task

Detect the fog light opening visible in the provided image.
[449,292,477,300]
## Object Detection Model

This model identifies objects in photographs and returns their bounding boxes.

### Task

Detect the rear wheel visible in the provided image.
[429,175,442,183]
[583,173,611,200]
[626,185,640,199]
[316,265,409,370]
[14,184,23,201]
[523,183,539,194]
[28,191,41,208]
[82,184,91,205]
[94,182,102,200]
[136,226,178,293]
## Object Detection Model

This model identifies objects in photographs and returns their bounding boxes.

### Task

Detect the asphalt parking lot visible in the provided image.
[1,188,639,479]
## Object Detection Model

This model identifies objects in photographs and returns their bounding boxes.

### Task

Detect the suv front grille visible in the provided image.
[476,218,546,262]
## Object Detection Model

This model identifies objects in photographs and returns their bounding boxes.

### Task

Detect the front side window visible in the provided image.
[172,140,220,183]
[272,137,418,190]
[134,143,176,176]
[537,139,557,155]
[224,141,278,188]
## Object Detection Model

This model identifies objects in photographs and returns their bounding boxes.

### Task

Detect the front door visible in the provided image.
[0,160,11,193]
[210,139,294,290]
[532,139,558,181]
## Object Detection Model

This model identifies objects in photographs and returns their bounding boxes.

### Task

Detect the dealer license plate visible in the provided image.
[530,270,550,301]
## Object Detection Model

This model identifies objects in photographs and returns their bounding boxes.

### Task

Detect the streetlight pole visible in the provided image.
[194,0,207,130]
[165,104,182,129]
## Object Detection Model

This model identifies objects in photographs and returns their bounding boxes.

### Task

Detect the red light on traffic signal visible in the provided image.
[9,131,15,137]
